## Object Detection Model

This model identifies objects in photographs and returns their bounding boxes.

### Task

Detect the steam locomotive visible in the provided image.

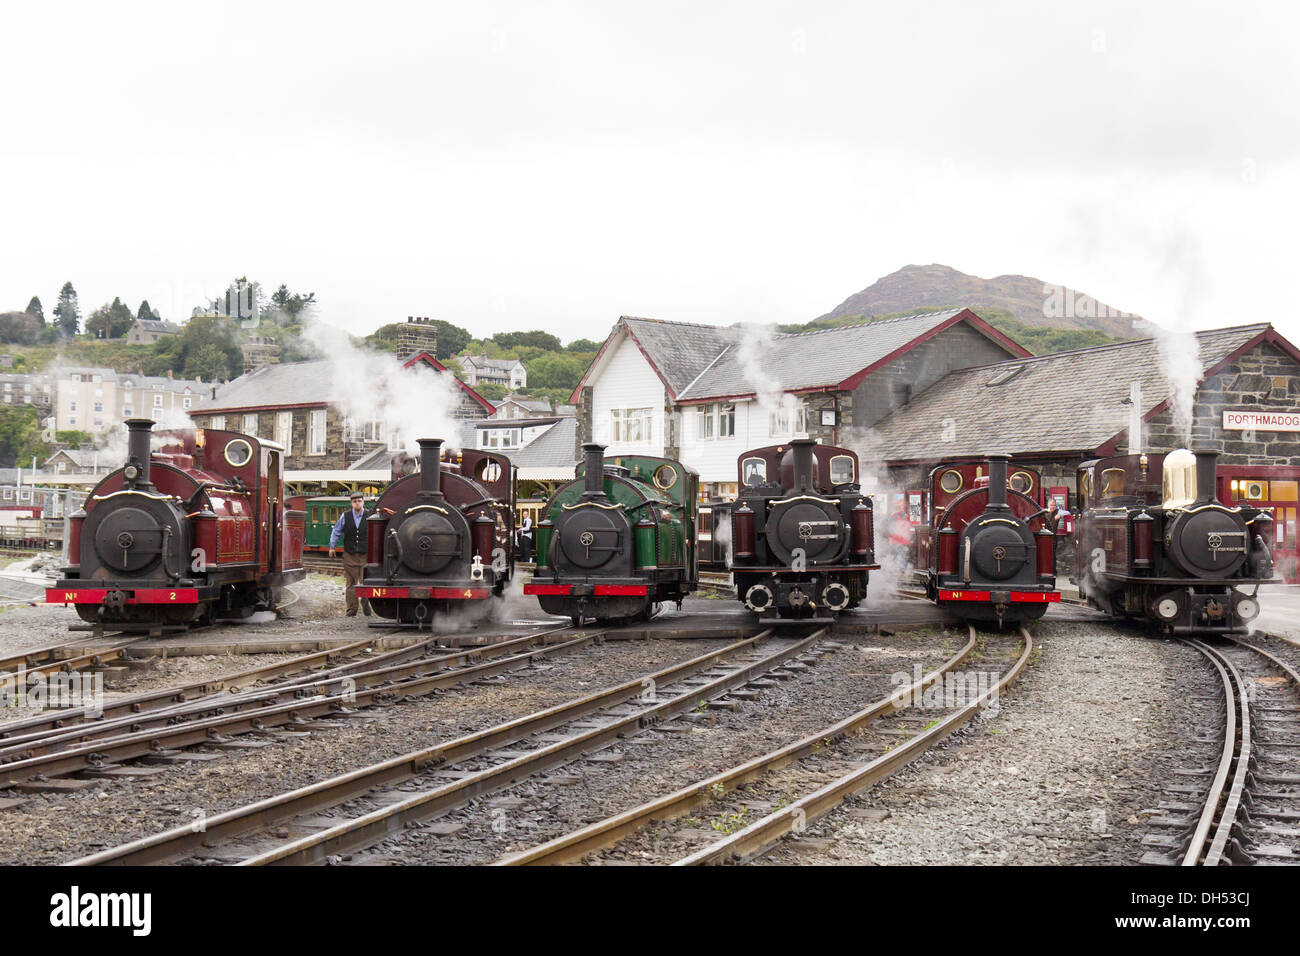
[524,443,697,625]
[913,455,1059,624]
[48,419,305,633]
[1073,448,1274,634]
[730,438,875,622]
[355,438,513,626]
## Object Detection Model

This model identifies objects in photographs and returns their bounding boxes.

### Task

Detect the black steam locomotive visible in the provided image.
[49,418,305,633]
[524,443,698,625]
[355,438,513,626]
[913,455,1059,624]
[729,438,875,622]
[1073,448,1274,634]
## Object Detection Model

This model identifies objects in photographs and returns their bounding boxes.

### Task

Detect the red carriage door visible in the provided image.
[266,450,282,573]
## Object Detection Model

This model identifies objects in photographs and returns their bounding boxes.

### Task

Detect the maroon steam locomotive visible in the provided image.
[914,455,1059,624]
[355,438,514,626]
[730,438,876,622]
[49,419,305,633]
[1073,448,1274,633]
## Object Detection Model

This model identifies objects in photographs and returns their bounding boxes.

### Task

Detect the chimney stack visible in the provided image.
[417,438,444,497]
[1193,448,1221,503]
[791,437,816,492]
[582,442,607,499]
[986,454,1009,509]
[125,418,155,488]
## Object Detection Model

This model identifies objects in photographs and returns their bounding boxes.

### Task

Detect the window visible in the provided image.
[71,374,81,382]
[91,374,101,383]
[309,409,327,455]
[122,406,132,416]
[719,403,735,438]
[69,402,77,412]
[742,457,767,486]
[94,418,103,427]
[211,415,225,429]
[610,407,653,444]
[93,402,103,412]
[696,405,714,441]
[69,417,76,426]
[153,394,163,407]
[94,387,103,398]
[275,412,293,454]
[242,413,258,437]
[768,401,807,438]
[151,409,162,421]
[183,397,191,409]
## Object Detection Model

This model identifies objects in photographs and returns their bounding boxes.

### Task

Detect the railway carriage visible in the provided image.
[355,438,513,626]
[48,419,305,632]
[1073,448,1274,634]
[729,438,876,622]
[525,443,698,625]
[914,455,1059,624]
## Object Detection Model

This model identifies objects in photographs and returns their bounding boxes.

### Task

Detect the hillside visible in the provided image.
[814,264,1142,341]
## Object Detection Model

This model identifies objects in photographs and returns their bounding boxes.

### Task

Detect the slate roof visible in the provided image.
[597,310,1025,402]
[134,319,181,334]
[509,419,578,471]
[194,360,333,412]
[869,323,1274,461]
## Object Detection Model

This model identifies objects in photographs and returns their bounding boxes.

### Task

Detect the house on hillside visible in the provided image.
[125,318,182,345]
[459,355,527,390]
[189,351,493,471]
[55,367,203,433]
[570,309,1029,497]
[868,322,1300,582]
[491,396,554,420]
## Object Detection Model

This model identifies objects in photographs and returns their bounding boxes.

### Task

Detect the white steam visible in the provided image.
[299,316,465,453]
[841,426,912,607]
[734,323,802,435]
[1141,319,1202,446]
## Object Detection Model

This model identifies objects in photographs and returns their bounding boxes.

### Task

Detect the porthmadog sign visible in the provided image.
[1223,409,1300,431]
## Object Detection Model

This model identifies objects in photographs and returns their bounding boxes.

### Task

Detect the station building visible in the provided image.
[869,322,1300,582]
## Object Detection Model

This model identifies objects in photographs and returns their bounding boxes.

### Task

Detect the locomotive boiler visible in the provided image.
[729,438,875,622]
[48,419,305,633]
[913,455,1059,624]
[355,438,513,626]
[1073,448,1274,633]
[524,443,697,625]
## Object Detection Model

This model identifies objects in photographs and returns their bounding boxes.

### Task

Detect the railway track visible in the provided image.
[70,626,823,865]
[0,636,136,682]
[0,624,606,788]
[498,624,1032,865]
[1170,635,1300,865]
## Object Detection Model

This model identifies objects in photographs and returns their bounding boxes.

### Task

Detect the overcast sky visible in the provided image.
[3,1,1298,343]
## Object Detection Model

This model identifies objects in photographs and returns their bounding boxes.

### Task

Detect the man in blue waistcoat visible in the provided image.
[329,491,372,617]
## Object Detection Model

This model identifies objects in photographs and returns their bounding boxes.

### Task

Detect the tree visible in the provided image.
[525,351,589,390]
[25,296,44,324]
[492,330,563,352]
[137,300,158,322]
[475,382,508,401]
[0,312,41,345]
[268,284,316,324]
[566,338,601,352]
[0,406,46,469]
[53,282,80,337]
[86,297,135,339]
[177,314,243,381]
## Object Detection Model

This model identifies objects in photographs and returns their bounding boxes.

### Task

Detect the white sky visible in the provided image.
[2,1,1298,343]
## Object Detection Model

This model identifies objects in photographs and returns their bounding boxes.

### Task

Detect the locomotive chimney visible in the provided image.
[791,437,816,493]
[1193,448,1221,503]
[582,442,607,499]
[417,438,444,497]
[125,418,154,488]
[986,454,1009,509]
